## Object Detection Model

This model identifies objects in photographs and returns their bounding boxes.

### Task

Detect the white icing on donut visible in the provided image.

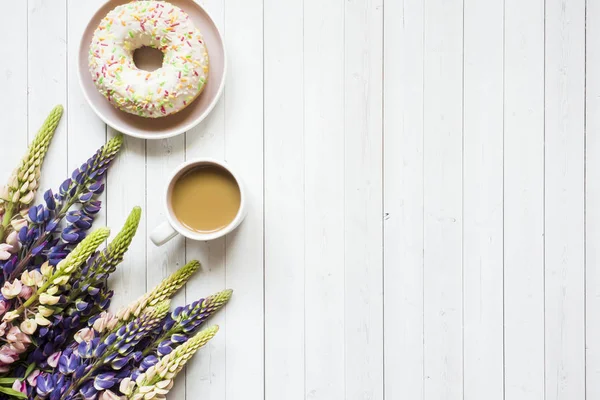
[88,1,209,118]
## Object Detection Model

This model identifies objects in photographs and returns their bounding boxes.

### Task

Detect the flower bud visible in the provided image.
[34,314,51,326]
[5,231,19,249]
[19,181,28,194]
[99,390,125,400]
[39,293,60,305]
[46,285,59,296]
[3,311,19,322]
[20,191,34,205]
[53,275,69,286]
[10,217,27,231]
[8,173,17,190]
[119,378,135,396]
[37,306,53,318]
[41,262,53,277]
[0,185,9,201]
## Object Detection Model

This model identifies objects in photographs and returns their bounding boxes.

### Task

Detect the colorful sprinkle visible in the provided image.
[89,1,209,118]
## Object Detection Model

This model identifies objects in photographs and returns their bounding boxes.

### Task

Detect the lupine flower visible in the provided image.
[28,208,142,366]
[116,260,200,324]
[37,302,171,400]
[0,105,63,241]
[3,134,123,283]
[0,122,231,399]
[145,289,232,358]
[0,228,110,373]
[124,326,219,400]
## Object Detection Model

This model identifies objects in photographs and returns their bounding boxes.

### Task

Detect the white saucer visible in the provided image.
[78,0,226,140]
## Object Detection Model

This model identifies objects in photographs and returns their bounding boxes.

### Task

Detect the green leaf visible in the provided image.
[0,385,27,399]
[23,363,36,378]
[0,378,17,384]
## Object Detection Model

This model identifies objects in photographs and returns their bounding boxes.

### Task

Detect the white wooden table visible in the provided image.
[0,0,595,399]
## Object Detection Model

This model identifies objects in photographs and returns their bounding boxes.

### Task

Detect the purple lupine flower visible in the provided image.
[35,304,168,400]
[2,135,123,283]
[27,208,140,368]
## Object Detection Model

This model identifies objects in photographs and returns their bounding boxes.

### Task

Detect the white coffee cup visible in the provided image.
[150,158,247,246]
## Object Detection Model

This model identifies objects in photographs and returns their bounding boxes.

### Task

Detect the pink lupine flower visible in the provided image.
[11,378,26,394]
[27,369,40,387]
[99,390,125,400]
[0,299,8,316]
[18,284,33,300]
[1,279,22,299]
[47,351,61,368]
[10,217,27,231]
[92,312,119,333]
[0,231,20,261]
[5,231,18,249]
[0,344,20,364]
[74,327,95,343]
[0,322,9,337]
[0,245,12,261]
[7,326,31,345]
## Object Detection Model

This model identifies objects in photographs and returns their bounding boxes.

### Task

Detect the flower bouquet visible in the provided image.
[0,106,231,399]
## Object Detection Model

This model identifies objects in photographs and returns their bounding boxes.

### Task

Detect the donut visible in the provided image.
[88,1,209,118]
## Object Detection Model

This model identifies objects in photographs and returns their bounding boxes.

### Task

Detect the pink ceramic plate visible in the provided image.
[78,0,226,139]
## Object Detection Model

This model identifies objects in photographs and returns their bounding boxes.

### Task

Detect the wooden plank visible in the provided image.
[146,136,186,400]
[106,133,147,311]
[382,0,424,397]
[344,0,383,399]
[504,0,545,398]
[28,0,68,194]
[0,2,28,178]
[544,1,586,399]
[462,0,504,398]
[422,0,463,398]
[221,0,264,398]
[183,0,228,398]
[303,0,345,398]
[263,0,305,398]
[67,0,107,230]
[587,0,600,396]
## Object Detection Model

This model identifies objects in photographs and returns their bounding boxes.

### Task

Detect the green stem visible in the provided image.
[142,328,176,357]
[13,267,63,316]
[0,203,15,242]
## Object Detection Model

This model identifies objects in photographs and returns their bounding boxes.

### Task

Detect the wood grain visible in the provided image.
[0,1,595,399]
[463,0,504,398]
[504,0,545,398]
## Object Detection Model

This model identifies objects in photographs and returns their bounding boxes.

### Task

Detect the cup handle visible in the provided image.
[150,221,178,246]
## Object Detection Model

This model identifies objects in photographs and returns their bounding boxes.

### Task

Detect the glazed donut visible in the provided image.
[88,1,209,118]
